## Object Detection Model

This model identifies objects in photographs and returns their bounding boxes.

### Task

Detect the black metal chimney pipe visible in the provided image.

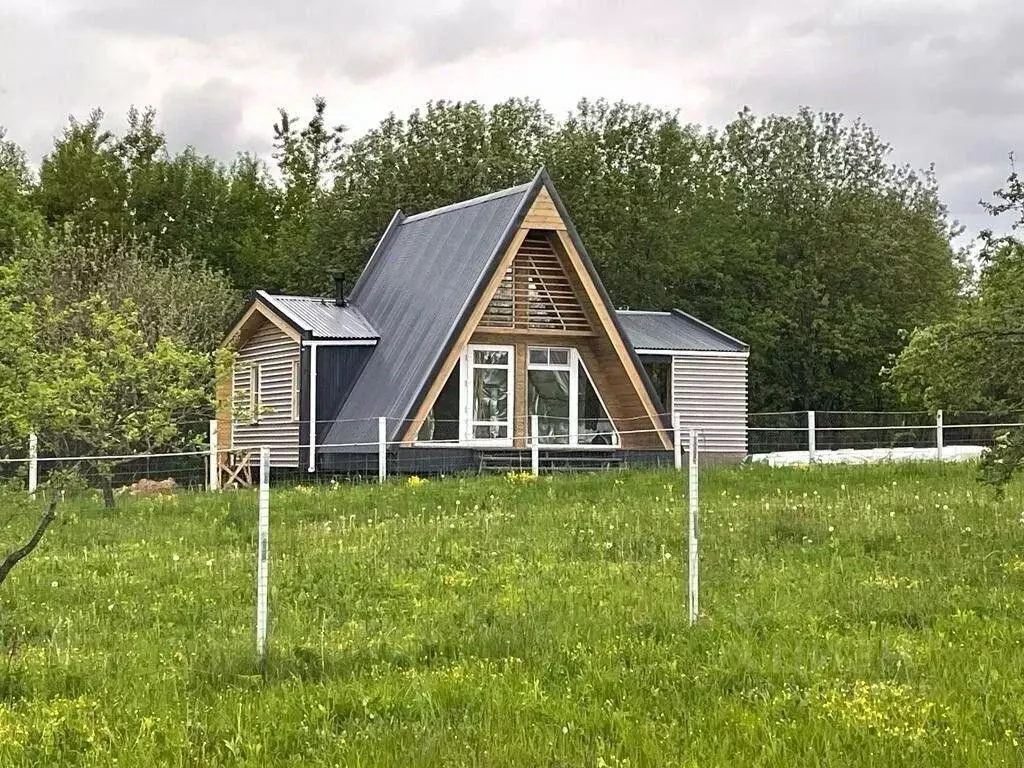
[333,274,347,307]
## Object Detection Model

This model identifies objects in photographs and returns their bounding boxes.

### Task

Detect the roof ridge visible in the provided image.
[401,181,534,224]
[266,293,330,302]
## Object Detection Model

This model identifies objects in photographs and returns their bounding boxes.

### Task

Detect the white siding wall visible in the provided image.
[232,321,301,467]
[671,353,748,454]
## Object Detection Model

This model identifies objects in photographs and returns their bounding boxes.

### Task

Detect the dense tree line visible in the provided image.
[0,97,967,454]
[889,168,1024,490]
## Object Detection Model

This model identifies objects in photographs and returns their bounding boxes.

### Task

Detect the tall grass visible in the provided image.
[1,463,1022,766]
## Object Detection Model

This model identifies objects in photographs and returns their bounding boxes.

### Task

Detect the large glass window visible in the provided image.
[465,346,513,442]
[577,361,617,445]
[642,359,672,417]
[418,361,460,442]
[528,347,618,446]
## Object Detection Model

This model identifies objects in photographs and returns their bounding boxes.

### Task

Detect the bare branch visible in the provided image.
[0,500,58,588]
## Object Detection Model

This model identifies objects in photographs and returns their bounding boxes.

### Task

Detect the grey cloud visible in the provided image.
[160,78,268,161]
[0,9,150,163]
[70,0,526,83]
[5,0,1023,239]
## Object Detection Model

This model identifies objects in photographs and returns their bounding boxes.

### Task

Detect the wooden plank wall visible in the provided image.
[231,319,302,467]
[672,353,748,454]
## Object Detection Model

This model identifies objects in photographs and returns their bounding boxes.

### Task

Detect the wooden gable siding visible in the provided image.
[672,353,748,455]
[231,319,301,467]
[521,187,566,230]
[404,185,669,449]
[479,231,590,333]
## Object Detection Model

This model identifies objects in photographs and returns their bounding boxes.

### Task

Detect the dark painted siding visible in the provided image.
[316,346,374,446]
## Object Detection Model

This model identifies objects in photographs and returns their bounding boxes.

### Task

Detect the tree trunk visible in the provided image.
[0,501,58,589]
[101,476,116,509]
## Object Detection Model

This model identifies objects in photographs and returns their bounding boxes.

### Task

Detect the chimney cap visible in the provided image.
[333,273,347,307]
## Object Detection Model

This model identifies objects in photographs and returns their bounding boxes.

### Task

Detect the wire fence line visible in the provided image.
[2,409,1023,496]
[748,409,1024,464]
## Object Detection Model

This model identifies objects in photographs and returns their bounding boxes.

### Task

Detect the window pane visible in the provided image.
[474,424,508,439]
[642,360,672,414]
[528,369,570,444]
[473,367,508,422]
[474,350,508,366]
[418,361,460,441]
[549,349,570,366]
[578,362,617,445]
[528,348,547,365]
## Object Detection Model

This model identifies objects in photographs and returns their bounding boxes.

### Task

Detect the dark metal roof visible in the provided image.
[321,181,535,450]
[257,291,379,340]
[617,309,747,353]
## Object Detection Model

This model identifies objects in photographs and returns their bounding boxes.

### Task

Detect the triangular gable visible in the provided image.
[402,171,671,449]
[221,295,304,350]
[479,231,590,333]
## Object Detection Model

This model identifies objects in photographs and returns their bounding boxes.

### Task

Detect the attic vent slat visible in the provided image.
[480,231,591,333]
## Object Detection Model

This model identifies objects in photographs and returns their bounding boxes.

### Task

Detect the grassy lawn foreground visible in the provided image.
[2,463,1023,766]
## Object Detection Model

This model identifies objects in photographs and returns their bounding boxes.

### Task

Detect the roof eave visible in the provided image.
[220,290,312,348]
[349,210,406,303]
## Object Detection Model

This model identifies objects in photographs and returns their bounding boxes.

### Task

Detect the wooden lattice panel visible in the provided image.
[480,232,591,332]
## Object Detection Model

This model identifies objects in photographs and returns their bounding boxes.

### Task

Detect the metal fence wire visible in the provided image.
[3,410,1024,499]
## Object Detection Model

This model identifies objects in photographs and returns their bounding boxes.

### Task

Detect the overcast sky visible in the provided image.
[1,0,1021,237]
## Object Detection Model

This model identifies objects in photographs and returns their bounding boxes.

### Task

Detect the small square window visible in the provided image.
[549,349,570,366]
[529,348,548,365]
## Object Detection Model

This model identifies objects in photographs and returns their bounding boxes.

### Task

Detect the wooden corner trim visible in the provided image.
[552,230,672,450]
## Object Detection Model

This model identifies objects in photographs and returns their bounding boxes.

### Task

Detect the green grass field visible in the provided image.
[1,462,1023,766]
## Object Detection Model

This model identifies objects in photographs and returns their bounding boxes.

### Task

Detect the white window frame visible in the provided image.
[527,346,578,445]
[528,346,619,447]
[290,359,301,421]
[461,344,515,446]
[249,362,261,424]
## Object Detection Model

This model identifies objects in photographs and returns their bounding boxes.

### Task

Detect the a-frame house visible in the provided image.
[218,170,749,475]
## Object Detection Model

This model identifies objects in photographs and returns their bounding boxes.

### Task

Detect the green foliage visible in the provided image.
[0,128,44,260]
[25,296,212,459]
[0,265,35,450]
[890,166,1024,491]
[0,259,213,500]
[14,228,238,352]
[0,465,1023,764]
[1,98,971,413]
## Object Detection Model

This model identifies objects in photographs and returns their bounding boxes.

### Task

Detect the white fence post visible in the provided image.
[208,420,219,492]
[936,409,944,461]
[673,414,683,471]
[28,433,38,497]
[256,446,270,667]
[807,410,816,463]
[531,414,540,477]
[378,416,387,483]
[688,429,700,626]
